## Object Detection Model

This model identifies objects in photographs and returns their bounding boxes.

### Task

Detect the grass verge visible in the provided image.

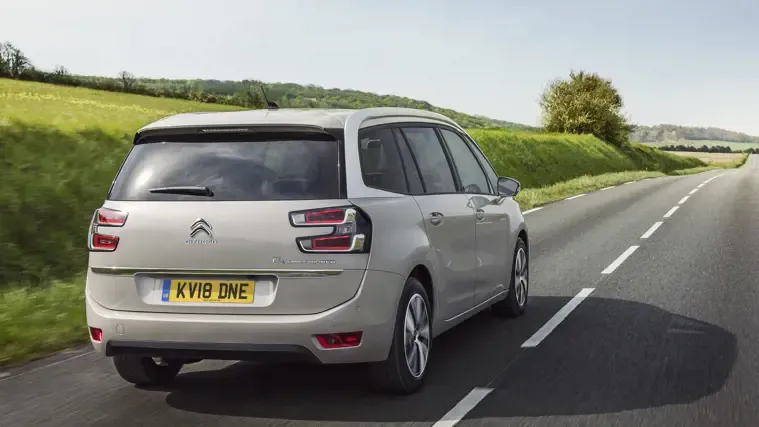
[0,277,86,366]
[515,170,666,210]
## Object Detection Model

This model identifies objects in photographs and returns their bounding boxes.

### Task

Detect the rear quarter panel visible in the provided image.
[348,196,440,319]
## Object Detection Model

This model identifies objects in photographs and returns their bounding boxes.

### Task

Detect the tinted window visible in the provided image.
[109,139,340,201]
[439,129,490,194]
[401,127,457,194]
[393,129,424,195]
[467,138,499,193]
[358,127,407,194]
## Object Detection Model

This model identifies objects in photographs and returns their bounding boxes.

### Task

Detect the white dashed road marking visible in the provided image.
[600,186,615,191]
[523,207,544,215]
[663,206,679,218]
[689,188,699,195]
[678,196,690,204]
[601,245,639,275]
[565,193,586,200]
[521,288,595,348]
[433,387,494,427]
[641,221,663,239]
[564,193,585,200]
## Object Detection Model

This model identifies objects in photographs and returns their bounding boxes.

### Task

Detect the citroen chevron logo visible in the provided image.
[187,218,217,244]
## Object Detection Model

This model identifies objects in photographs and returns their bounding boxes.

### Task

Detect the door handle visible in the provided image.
[475,209,486,221]
[429,212,444,226]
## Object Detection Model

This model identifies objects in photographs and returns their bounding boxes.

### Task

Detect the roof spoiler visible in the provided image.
[132,124,337,145]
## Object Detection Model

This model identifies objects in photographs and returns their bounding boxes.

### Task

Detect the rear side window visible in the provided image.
[439,129,491,194]
[358,127,408,194]
[109,138,341,201]
[393,129,425,195]
[467,138,499,193]
[400,127,457,194]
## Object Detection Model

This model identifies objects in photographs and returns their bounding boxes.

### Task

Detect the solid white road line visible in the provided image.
[641,221,663,239]
[689,188,699,195]
[0,350,94,383]
[601,245,639,275]
[678,196,690,204]
[521,288,595,348]
[433,387,494,427]
[624,181,636,185]
[565,193,586,200]
[523,207,544,215]
[663,206,679,218]
[600,186,615,191]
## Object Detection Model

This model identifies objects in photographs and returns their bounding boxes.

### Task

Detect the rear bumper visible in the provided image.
[86,269,404,364]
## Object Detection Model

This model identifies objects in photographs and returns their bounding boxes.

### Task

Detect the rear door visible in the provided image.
[87,129,371,316]
[396,126,478,320]
[437,128,512,306]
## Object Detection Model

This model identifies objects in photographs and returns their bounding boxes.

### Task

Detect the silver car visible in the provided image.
[85,107,529,394]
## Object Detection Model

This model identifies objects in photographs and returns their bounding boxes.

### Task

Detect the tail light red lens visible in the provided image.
[311,235,353,251]
[305,209,347,224]
[88,207,127,252]
[289,206,371,253]
[97,208,128,226]
[89,327,103,342]
[290,207,354,226]
[91,234,120,251]
[315,331,363,349]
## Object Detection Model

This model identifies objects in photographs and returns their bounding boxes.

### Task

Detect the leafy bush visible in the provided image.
[540,70,633,147]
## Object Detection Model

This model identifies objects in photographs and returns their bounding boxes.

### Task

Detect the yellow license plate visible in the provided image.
[161,279,255,303]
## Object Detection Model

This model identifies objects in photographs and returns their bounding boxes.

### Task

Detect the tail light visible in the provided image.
[88,207,128,252]
[289,206,371,253]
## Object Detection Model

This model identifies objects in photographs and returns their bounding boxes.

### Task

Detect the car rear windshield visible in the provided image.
[108,137,342,201]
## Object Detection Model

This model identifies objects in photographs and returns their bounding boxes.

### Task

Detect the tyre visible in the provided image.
[113,356,183,386]
[369,276,432,394]
[493,237,529,318]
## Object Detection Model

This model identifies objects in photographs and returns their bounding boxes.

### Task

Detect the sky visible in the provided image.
[4,0,759,134]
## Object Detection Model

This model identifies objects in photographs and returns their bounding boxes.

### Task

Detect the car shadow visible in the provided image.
[152,296,736,423]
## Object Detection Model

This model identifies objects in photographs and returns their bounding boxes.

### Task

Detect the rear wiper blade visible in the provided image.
[148,186,214,197]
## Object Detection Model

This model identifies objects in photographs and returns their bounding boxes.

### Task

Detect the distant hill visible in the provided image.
[631,124,759,144]
[103,76,540,131]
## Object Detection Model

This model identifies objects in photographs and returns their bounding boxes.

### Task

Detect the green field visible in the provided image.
[0,78,729,366]
[643,140,759,151]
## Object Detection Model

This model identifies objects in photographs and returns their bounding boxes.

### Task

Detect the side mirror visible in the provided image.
[497,177,521,197]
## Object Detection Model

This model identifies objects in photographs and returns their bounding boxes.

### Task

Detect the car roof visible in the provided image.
[137,107,458,133]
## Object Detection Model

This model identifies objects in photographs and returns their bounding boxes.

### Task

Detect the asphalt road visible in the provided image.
[2,156,758,427]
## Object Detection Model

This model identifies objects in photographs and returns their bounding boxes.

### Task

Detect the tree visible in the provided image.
[539,70,634,146]
[0,42,30,77]
[238,79,266,109]
[118,71,136,92]
[53,65,69,77]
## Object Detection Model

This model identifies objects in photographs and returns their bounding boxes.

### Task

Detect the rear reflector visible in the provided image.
[90,327,103,342]
[315,332,363,349]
